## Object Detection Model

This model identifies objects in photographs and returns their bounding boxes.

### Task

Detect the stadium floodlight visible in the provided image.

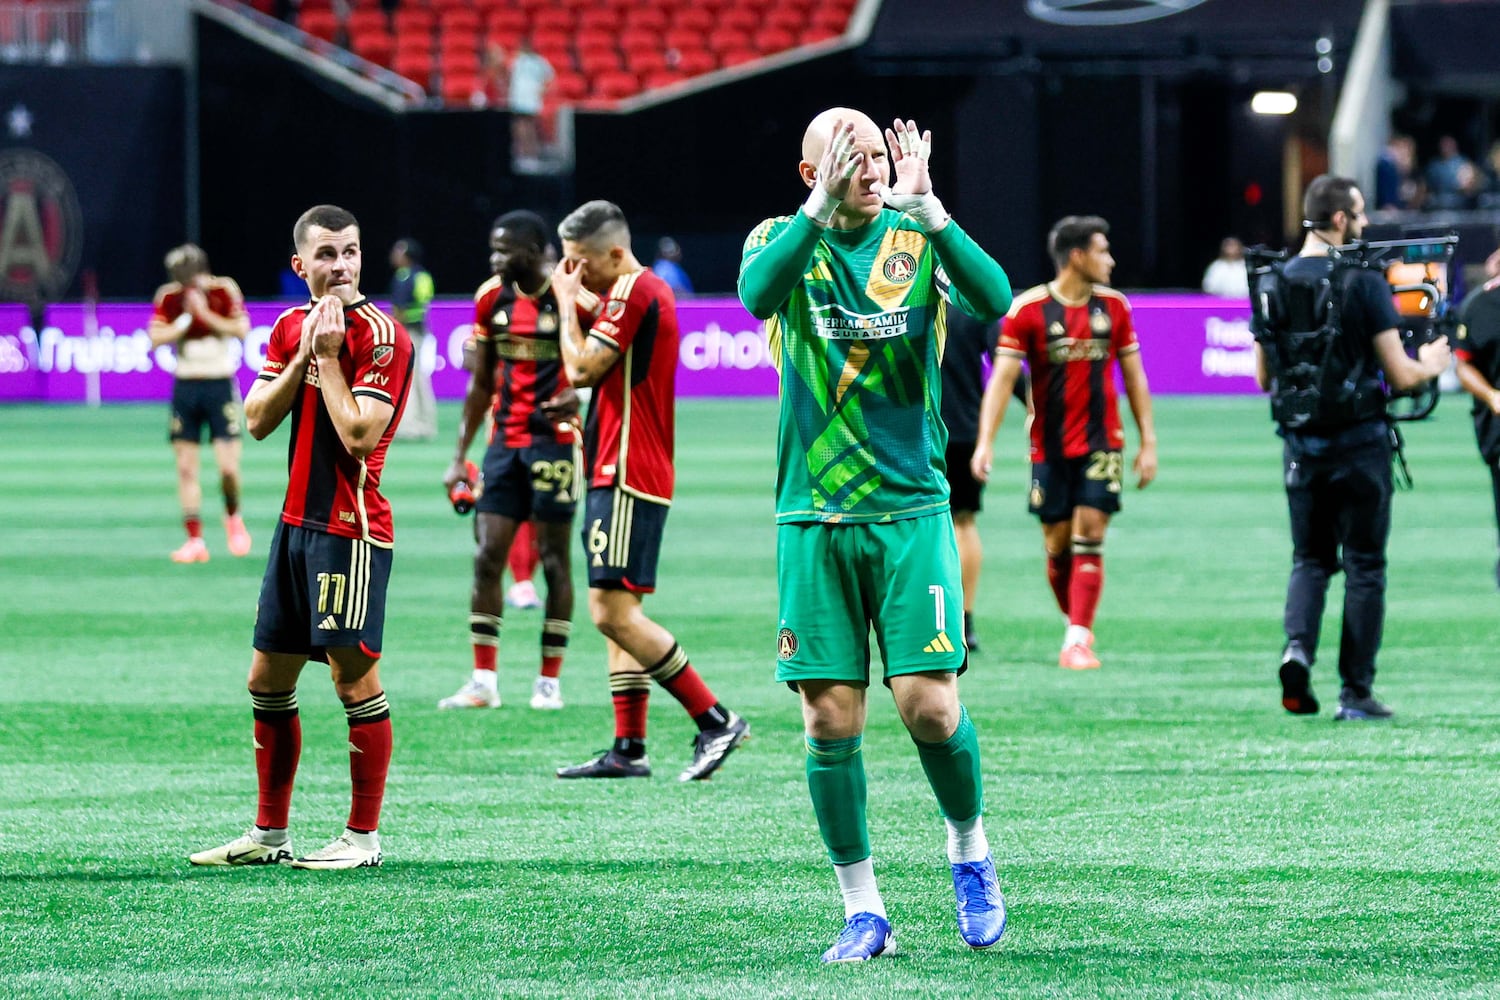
[1251,91,1298,116]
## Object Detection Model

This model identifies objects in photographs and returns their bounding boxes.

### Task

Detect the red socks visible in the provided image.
[345,692,392,834]
[251,690,300,830]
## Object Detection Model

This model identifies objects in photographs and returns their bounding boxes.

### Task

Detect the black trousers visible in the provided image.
[1281,427,1393,698]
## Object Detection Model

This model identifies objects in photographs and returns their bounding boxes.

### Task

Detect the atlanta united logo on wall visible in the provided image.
[1027,0,1211,26]
[882,252,916,284]
[0,149,83,301]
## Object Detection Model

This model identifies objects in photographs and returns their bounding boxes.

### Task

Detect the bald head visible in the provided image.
[802,107,880,164]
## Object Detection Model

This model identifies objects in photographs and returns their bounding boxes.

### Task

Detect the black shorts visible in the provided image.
[253,522,393,660]
[170,378,241,443]
[945,439,984,514]
[476,439,580,523]
[1029,450,1123,523]
[583,487,668,593]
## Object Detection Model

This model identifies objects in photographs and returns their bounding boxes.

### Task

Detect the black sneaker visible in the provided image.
[678,713,749,781]
[1334,693,1394,721]
[964,612,980,654]
[556,749,651,778]
[1279,646,1319,715]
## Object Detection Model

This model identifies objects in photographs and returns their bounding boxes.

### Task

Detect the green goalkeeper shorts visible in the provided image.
[776,513,968,687]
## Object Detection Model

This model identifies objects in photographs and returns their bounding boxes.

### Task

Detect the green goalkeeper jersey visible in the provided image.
[739,208,1012,524]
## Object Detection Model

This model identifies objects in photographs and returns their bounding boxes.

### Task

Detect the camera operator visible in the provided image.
[1251,175,1450,722]
[1453,247,1500,587]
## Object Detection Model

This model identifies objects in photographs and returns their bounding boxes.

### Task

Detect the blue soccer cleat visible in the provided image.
[952,856,1007,948]
[820,911,894,963]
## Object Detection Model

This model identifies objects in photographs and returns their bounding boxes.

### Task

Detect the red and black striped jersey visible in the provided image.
[997,283,1139,463]
[473,275,574,448]
[257,299,413,547]
[582,268,677,503]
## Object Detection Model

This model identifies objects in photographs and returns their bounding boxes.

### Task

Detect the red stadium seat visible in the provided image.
[299,0,333,9]
[394,8,435,34]
[753,28,795,52]
[533,8,574,33]
[485,9,526,34]
[705,27,743,53]
[347,9,387,34]
[429,0,470,12]
[393,51,433,91]
[533,44,574,72]
[764,7,805,32]
[296,9,340,43]
[575,29,616,53]
[576,9,622,33]
[717,8,758,32]
[578,49,622,75]
[643,69,686,90]
[809,7,851,32]
[530,29,571,51]
[719,47,758,67]
[622,7,667,32]
[618,28,657,52]
[671,7,714,32]
[552,72,589,101]
[663,27,703,52]
[439,8,480,32]
[351,30,396,67]
[397,30,434,53]
[441,71,483,106]
[673,49,717,76]
[625,48,668,74]
[802,25,840,45]
[440,47,481,72]
[592,70,640,100]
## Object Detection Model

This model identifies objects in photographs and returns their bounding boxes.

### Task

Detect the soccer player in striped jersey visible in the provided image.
[148,244,252,563]
[190,205,413,871]
[440,210,581,712]
[971,215,1158,671]
[550,199,749,782]
[739,109,1011,961]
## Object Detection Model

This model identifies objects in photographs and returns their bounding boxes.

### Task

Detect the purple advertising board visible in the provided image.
[0,294,1257,403]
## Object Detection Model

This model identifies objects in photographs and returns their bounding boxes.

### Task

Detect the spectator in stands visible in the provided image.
[476,42,508,109]
[508,39,554,172]
[1202,236,1250,298]
[1481,141,1500,210]
[651,237,693,295]
[1426,135,1483,210]
[1375,133,1422,211]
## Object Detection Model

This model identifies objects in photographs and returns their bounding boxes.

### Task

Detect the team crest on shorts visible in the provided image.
[777,627,798,660]
[882,252,917,284]
[1029,480,1044,508]
[373,344,393,367]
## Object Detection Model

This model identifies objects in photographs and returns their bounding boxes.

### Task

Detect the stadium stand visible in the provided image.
[291,0,857,107]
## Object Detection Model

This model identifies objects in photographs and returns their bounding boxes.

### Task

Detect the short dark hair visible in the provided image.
[293,204,359,251]
[394,237,423,264]
[1302,175,1360,230]
[492,210,550,252]
[557,199,630,249]
[1048,215,1109,270]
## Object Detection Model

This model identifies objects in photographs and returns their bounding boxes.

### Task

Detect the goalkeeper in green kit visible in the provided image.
[738,108,1013,962]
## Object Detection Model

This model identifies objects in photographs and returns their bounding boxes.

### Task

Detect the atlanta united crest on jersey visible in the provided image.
[744,208,958,524]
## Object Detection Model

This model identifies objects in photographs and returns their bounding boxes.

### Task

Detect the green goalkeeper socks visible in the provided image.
[913,705,985,824]
[805,734,870,866]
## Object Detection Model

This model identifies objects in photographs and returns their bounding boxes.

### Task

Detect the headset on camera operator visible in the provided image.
[1246,174,1451,723]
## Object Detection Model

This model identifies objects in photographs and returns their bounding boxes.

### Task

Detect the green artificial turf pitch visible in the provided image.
[1,397,1498,999]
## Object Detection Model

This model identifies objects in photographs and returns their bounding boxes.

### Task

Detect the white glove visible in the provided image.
[880,190,949,232]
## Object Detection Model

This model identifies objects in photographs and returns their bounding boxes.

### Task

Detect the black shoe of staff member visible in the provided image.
[1279,643,1319,716]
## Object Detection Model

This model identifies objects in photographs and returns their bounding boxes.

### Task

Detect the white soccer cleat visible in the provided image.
[437,677,501,710]
[530,676,563,710]
[504,580,542,609]
[170,537,210,564]
[188,829,293,866]
[290,829,381,870]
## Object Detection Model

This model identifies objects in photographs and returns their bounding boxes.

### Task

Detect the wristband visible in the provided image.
[881,190,949,232]
[801,185,840,227]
